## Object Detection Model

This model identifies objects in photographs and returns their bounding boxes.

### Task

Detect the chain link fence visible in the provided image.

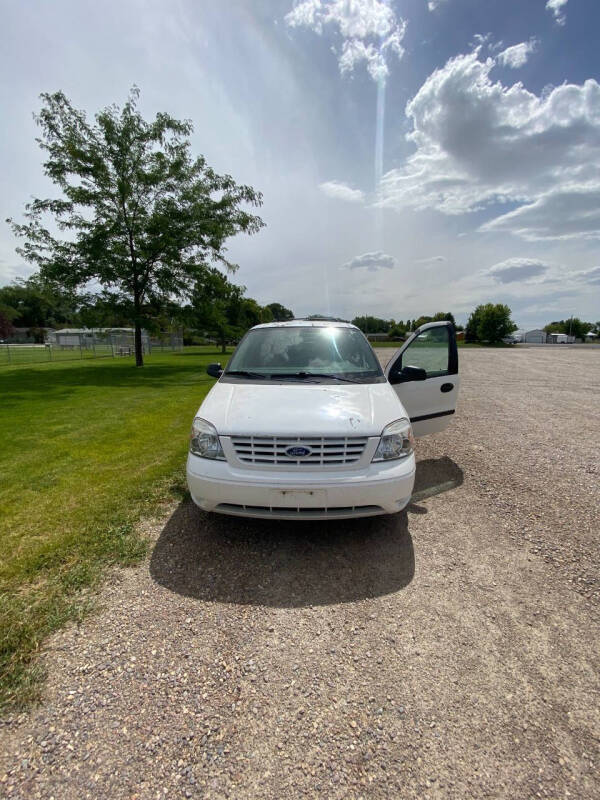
[148,333,185,353]
[0,330,183,367]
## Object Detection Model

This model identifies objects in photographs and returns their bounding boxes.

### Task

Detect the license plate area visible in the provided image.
[268,489,327,508]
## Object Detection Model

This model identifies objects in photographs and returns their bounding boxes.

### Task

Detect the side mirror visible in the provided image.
[389,364,428,384]
[207,363,223,378]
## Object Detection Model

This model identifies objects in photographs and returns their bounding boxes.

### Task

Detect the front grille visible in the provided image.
[216,503,384,518]
[230,436,369,466]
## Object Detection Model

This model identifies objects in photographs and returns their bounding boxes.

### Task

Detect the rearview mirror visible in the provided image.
[207,363,223,378]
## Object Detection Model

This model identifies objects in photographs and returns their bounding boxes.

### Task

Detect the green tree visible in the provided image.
[544,318,593,340]
[0,305,16,339]
[578,320,593,338]
[466,303,515,343]
[351,316,391,334]
[189,267,243,353]
[239,297,272,329]
[388,322,407,339]
[8,89,264,366]
[413,315,433,329]
[432,311,456,325]
[266,302,294,321]
[464,313,478,342]
[75,292,137,329]
[0,276,78,330]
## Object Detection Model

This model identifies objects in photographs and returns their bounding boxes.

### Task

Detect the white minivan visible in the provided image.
[186,320,459,520]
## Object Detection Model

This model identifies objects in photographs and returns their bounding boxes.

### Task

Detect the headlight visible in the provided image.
[372,418,415,462]
[189,417,226,460]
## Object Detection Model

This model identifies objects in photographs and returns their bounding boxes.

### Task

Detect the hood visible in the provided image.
[196,381,405,437]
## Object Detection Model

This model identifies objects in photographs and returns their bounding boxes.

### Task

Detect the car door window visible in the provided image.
[400,326,450,377]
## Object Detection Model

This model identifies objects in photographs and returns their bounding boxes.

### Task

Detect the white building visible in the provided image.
[523,329,547,344]
[46,327,149,349]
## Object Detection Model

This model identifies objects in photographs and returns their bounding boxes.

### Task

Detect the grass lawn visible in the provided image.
[0,346,230,711]
[0,344,114,367]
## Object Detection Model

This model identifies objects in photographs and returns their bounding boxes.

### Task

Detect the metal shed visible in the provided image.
[524,329,547,344]
[46,327,150,352]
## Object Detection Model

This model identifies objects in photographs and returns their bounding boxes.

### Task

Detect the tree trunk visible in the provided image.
[130,242,143,366]
[217,327,226,354]
[133,291,144,367]
[134,320,143,367]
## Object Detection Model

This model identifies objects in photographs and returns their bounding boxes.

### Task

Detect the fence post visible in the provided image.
[48,343,52,361]
[6,344,10,364]
[79,334,83,360]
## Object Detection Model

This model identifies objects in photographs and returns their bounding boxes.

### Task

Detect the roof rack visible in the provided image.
[293,316,350,323]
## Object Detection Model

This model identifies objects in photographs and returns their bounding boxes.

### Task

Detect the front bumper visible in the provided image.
[186,451,416,520]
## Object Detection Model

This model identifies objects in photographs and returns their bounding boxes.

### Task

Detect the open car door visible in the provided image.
[384,321,459,437]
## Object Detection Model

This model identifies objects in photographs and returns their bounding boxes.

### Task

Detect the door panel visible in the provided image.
[384,322,459,437]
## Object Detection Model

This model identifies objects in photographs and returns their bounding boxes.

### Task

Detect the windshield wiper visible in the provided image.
[225,370,268,379]
[271,371,362,383]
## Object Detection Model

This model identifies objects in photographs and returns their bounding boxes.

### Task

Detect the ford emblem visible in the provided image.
[286,445,311,458]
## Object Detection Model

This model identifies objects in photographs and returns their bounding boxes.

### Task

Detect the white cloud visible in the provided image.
[497,39,537,69]
[415,255,447,263]
[377,51,600,240]
[485,258,549,283]
[319,180,365,202]
[546,0,568,26]
[470,34,504,54]
[427,0,447,10]
[343,250,396,270]
[285,0,406,82]
[285,0,323,31]
[481,186,600,241]
[569,266,600,285]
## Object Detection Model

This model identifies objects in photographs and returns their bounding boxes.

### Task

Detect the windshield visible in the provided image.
[225,326,383,380]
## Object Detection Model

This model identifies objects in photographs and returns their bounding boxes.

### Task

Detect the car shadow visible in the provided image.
[149,456,463,608]
[411,456,464,502]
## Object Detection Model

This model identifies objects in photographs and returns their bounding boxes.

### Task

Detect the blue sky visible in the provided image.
[1,0,599,327]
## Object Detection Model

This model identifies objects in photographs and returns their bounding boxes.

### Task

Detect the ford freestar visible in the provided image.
[186,320,459,520]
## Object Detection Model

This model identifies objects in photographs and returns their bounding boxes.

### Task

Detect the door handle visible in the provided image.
[441,383,454,393]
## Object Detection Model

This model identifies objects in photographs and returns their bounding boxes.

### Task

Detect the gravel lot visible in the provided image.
[1,346,599,799]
